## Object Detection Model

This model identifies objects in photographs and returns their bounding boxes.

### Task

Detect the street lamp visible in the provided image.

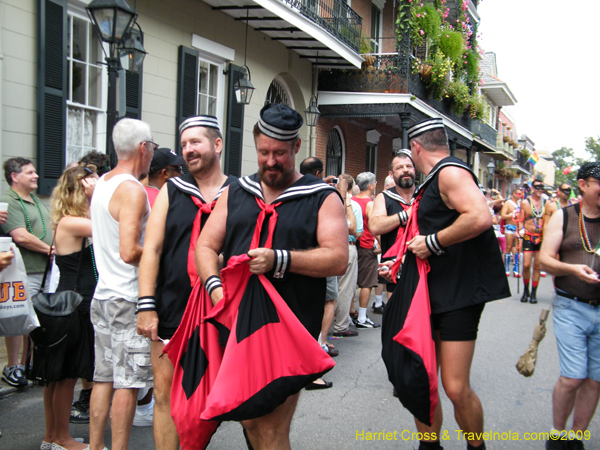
[304,95,321,127]
[487,159,496,189]
[86,0,141,167]
[119,23,146,73]
[234,8,255,105]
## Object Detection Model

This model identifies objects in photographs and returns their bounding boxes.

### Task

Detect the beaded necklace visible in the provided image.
[87,238,98,282]
[530,197,545,229]
[579,208,600,254]
[10,188,46,240]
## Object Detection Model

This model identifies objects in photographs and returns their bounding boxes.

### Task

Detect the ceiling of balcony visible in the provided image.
[201,0,363,68]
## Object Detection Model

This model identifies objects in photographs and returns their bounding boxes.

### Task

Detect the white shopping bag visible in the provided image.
[0,246,40,336]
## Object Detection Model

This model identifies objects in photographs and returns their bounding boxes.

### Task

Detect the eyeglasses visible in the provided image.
[166,166,183,174]
[144,141,159,151]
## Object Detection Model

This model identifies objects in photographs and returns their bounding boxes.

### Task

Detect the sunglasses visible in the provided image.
[560,188,572,195]
[533,184,544,191]
[144,141,159,152]
[167,166,183,174]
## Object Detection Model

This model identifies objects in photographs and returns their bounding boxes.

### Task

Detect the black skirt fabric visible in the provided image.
[33,306,95,384]
[32,244,97,384]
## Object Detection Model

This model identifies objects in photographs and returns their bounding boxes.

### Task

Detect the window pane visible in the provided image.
[83,110,96,149]
[89,66,102,107]
[208,97,216,116]
[199,95,208,115]
[72,16,87,62]
[67,108,83,146]
[199,61,208,95]
[72,62,86,104]
[209,64,218,97]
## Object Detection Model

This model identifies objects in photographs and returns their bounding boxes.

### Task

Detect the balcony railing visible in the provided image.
[511,152,532,174]
[318,54,407,93]
[318,53,473,128]
[281,0,362,51]
[471,119,497,148]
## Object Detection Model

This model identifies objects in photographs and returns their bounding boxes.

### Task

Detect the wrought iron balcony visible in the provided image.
[511,152,532,175]
[471,120,497,149]
[280,0,362,51]
[318,53,407,93]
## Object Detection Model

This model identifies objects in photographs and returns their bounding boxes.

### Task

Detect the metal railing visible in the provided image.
[471,120,498,149]
[280,0,362,51]
[318,53,407,93]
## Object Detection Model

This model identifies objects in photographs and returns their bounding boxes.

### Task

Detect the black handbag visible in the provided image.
[29,238,85,349]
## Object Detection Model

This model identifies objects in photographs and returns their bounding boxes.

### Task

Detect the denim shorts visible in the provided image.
[553,294,600,381]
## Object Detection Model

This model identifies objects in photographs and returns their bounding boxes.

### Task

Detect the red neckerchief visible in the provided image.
[249,197,282,251]
[187,198,216,286]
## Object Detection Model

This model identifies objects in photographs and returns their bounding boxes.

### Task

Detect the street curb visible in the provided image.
[0,384,17,399]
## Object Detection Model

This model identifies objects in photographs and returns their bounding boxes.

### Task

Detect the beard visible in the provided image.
[394,172,415,189]
[259,163,295,189]
[186,149,218,176]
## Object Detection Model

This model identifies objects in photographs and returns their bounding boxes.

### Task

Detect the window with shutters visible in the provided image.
[66,11,104,166]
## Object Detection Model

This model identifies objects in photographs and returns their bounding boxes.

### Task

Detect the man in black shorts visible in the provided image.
[388,118,510,450]
[136,116,235,450]
[369,150,416,305]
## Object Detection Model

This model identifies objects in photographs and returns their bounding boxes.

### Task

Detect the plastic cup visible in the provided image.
[0,202,7,212]
[0,237,12,253]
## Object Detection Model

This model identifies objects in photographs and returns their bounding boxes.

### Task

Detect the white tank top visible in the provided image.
[90,174,149,302]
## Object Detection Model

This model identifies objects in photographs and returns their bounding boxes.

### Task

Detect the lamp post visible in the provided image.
[86,0,141,168]
[487,159,496,189]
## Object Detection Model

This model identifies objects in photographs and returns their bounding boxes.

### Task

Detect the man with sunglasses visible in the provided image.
[518,178,553,303]
[89,118,156,450]
[144,148,185,207]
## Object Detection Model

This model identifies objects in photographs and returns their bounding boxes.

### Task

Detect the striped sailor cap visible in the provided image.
[395,148,414,163]
[406,118,445,140]
[258,103,303,141]
[179,115,220,135]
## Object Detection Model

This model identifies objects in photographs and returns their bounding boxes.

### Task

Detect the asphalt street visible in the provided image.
[1,273,599,449]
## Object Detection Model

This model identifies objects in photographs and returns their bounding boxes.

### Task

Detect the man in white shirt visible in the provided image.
[89,118,155,450]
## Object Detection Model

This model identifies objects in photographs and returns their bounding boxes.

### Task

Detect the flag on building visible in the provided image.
[528,152,540,165]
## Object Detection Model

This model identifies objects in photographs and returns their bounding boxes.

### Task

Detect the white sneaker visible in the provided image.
[132,397,154,427]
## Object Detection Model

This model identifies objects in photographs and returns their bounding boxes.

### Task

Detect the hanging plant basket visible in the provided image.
[362,54,376,68]
[419,63,433,82]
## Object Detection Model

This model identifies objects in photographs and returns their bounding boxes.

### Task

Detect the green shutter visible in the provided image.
[124,70,143,119]
[224,64,244,177]
[37,0,67,195]
[175,46,199,153]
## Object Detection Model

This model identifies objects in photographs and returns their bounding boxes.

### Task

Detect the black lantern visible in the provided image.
[119,23,147,73]
[235,8,255,105]
[304,95,321,127]
[234,66,255,105]
[86,0,137,45]
[487,160,496,189]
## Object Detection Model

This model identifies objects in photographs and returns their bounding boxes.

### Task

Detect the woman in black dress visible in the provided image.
[37,164,98,450]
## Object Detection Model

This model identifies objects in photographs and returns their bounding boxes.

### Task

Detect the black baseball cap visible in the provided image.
[150,148,185,173]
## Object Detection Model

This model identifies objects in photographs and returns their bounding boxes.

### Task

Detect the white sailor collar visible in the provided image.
[383,188,414,205]
[238,173,337,203]
[414,157,479,196]
[168,173,232,203]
